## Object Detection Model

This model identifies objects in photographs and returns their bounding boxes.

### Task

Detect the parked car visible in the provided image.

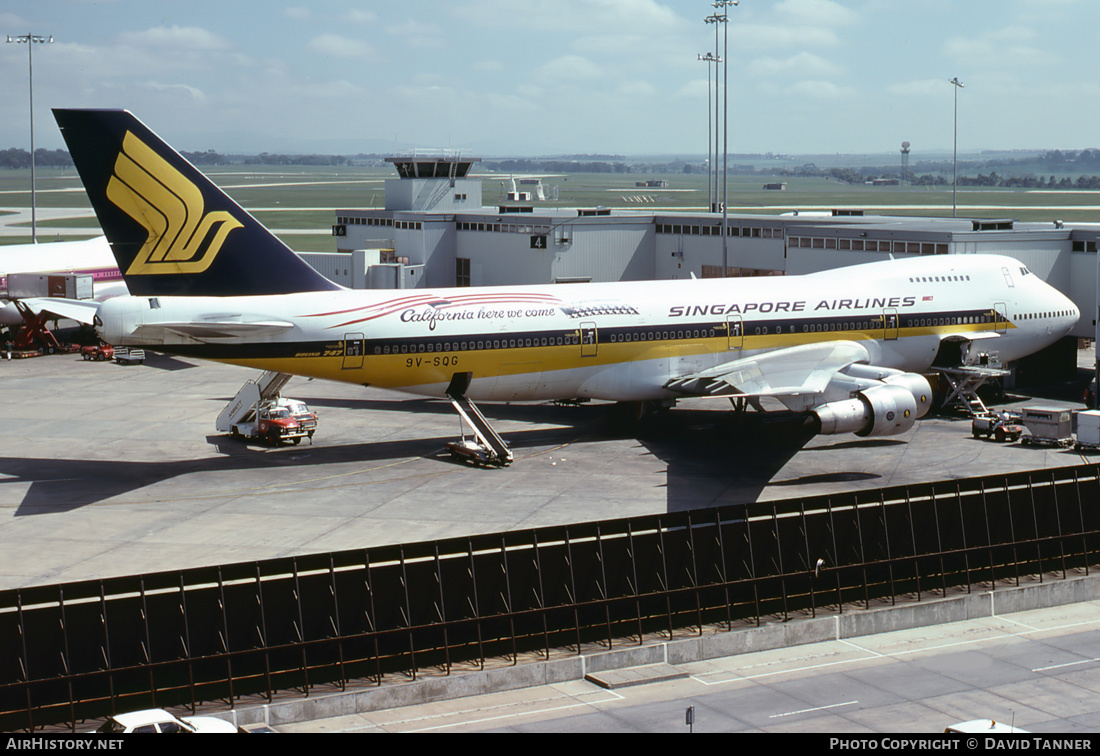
[95,707,237,733]
[945,719,1029,734]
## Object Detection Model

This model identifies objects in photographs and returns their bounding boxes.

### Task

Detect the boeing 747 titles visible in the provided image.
[54,109,1079,464]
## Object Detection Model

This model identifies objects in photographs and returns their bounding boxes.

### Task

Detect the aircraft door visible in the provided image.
[580,322,598,357]
[884,309,899,341]
[994,302,1008,334]
[727,315,743,351]
[343,332,365,369]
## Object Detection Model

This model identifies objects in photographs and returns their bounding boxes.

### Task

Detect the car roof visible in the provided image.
[109,708,179,727]
[946,719,1029,733]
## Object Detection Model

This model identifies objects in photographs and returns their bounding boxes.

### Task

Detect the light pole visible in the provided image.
[950,77,964,218]
[698,52,719,212]
[710,1,737,274]
[7,33,54,244]
[704,13,723,214]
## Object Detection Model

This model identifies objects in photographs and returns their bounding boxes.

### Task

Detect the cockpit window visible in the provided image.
[1020,267,1031,276]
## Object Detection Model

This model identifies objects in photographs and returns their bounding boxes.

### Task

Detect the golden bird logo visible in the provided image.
[107,130,243,275]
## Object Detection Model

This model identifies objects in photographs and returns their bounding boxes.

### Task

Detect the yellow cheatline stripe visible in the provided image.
[212,319,1007,390]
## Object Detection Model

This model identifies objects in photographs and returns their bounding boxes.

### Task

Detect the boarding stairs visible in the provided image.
[445,392,513,467]
[216,371,292,433]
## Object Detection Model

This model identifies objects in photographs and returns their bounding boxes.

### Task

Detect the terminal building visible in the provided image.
[310,156,1099,364]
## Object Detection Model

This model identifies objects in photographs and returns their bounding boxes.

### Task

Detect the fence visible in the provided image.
[3,463,1098,731]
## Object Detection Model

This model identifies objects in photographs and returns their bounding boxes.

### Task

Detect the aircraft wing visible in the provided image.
[130,320,295,342]
[11,297,101,326]
[666,340,871,399]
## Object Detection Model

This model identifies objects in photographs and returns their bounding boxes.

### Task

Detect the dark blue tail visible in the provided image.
[53,109,341,297]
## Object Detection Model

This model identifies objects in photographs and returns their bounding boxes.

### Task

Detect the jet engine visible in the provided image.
[811,372,932,437]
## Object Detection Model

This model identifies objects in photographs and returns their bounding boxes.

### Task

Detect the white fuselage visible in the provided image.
[95,255,1078,403]
[0,236,126,325]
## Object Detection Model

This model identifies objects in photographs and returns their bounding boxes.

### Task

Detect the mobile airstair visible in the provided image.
[445,392,513,467]
[216,371,293,433]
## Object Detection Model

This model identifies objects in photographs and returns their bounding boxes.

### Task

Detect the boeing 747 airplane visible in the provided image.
[0,235,123,326]
[54,109,1079,464]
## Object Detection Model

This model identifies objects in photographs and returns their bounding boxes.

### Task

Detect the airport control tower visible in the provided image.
[384,155,482,213]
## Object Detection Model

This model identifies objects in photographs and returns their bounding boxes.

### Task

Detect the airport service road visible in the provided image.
[0,351,1090,589]
[279,601,1100,733]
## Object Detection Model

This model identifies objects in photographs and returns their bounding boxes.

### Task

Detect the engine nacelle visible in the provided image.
[812,380,929,437]
[881,372,933,419]
[842,365,933,420]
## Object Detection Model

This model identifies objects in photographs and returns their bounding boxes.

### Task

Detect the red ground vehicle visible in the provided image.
[230,400,313,446]
[81,344,114,361]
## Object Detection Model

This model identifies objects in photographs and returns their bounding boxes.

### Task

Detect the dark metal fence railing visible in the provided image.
[3,463,1098,732]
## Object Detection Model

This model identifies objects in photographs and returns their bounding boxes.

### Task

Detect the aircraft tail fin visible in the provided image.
[53,109,341,297]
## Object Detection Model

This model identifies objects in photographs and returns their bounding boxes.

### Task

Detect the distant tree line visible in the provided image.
[0,147,362,168]
[1036,149,1100,170]
[775,160,1100,190]
[181,149,229,166]
[242,152,352,166]
[8,143,1100,190]
[0,148,73,169]
[484,159,633,174]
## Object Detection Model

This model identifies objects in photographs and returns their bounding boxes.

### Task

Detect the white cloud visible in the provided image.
[345,10,377,25]
[774,0,860,27]
[785,80,855,99]
[116,26,230,52]
[887,79,956,98]
[944,25,1050,68]
[453,0,689,36]
[732,23,840,51]
[0,12,29,28]
[618,80,655,98]
[750,52,844,80]
[138,81,208,103]
[676,79,711,100]
[305,34,376,61]
[534,55,603,86]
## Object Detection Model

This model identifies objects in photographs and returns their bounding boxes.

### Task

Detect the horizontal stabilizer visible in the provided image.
[12,297,101,325]
[131,320,294,342]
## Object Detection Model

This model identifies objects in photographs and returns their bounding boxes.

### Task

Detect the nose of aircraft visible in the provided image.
[1052,287,1079,336]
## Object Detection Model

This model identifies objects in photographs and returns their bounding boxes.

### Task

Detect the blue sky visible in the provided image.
[2,0,1098,157]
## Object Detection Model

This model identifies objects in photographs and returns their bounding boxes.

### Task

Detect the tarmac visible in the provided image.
[0,345,1095,591]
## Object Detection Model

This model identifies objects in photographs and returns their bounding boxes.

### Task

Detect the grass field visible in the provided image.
[3,164,1099,251]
